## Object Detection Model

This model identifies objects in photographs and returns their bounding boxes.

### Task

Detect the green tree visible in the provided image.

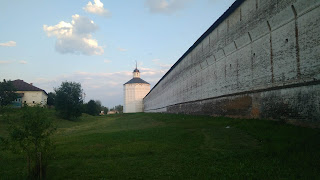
[47,92,56,106]
[86,100,100,116]
[4,106,56,179]
[95,100,102,111]
[54,81,83,120]
[81,103,88,114]
[102,106,109,114]
[0,79,17,106]
[115,105,123,113]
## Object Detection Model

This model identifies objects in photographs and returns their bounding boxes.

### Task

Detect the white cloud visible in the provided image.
[104,59,112,63]
[43,14,103,56]
[0,60,14,64]
[0,41,16,47]
[33,66,169,108]
[19,60,27,64]
[145,0,192,14]
[117,47,127,52]
[152,58,172,69]
[0,60,28,64]
[83,0,111,17]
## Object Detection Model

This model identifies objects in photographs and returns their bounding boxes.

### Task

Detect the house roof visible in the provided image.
[124,78,150,85]
[12,79,48,95]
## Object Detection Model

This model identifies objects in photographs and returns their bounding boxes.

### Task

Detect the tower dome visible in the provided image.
[133,62,140,78]
[133,68,140,78]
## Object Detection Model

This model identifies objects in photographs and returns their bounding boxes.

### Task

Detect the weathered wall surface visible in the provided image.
[144,0,320,125]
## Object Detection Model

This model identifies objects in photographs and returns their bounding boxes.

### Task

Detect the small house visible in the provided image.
[12,79,48,107]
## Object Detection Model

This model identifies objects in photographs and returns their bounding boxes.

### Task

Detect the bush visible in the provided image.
[4,105,56,179]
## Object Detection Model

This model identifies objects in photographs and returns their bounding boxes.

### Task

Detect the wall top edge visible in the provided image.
[144,0,245,99]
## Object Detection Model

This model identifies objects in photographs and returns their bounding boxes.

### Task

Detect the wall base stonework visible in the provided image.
[145,82,320,127]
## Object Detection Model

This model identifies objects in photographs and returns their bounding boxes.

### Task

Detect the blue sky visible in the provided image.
[0,0,235,108]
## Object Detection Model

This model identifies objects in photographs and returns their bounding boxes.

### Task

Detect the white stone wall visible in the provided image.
[124,83,150,113]
[17,91,48,106]
[143,0,320,122]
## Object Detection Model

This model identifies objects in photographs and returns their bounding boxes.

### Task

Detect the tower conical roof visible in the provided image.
[125,64,149,85]
[124,78,149,85]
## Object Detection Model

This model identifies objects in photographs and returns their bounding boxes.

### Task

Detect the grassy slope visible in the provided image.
[0,112,319,179]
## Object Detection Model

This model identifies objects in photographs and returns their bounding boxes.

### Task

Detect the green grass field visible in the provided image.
[1,112,319,179]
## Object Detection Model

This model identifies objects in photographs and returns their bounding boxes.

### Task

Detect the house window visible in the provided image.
[33,101,35,104]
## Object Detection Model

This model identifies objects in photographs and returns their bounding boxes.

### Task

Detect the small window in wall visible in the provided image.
[33,101,35,104]
[24,101,26,103]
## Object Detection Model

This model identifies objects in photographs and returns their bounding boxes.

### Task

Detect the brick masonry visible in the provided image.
[144,0,320,126]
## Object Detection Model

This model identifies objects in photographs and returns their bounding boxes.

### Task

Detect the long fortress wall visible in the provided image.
[144,0,320,125]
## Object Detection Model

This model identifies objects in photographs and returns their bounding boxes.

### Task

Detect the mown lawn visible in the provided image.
[0,112,319,179]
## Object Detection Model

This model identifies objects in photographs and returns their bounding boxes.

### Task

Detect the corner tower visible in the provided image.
[123,66,150,113]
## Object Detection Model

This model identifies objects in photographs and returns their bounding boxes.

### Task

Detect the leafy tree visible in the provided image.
[95,100,102,111]
[54,81,83,120]
[102,106,109,114]
[115,105,123,113]
[4,106,56,179]
[81,103,88,114]
[86,100,100,116]
[0,79,17,106]
[47,92,56,106]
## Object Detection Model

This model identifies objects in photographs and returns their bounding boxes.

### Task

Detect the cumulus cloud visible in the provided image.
[33,66,169,107]
[0,41,16,47]
[43,14,103,55]
[145,0,192,14]
[83,0,111,17]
